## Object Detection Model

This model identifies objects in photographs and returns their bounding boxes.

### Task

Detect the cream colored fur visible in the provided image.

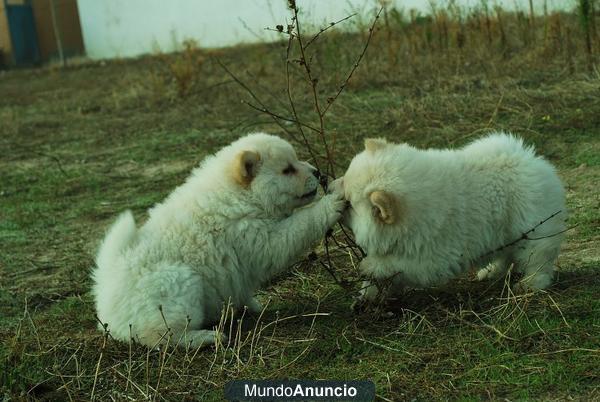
[92,133,345,347]
[337,132,567,301]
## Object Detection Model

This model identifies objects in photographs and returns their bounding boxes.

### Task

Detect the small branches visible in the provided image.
[478,210,565,259]
[90,317,110,401]
[290,3,335,177]
[288,4,383,178]
[323,8,383,119]
[219,4,382,291]
[216,58,319,165]
[304,13,357,49]
[221,4,382,180]
[355,210,571,310]
[264,13,357,50]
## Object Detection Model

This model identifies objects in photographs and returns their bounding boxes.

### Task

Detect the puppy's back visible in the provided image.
[461,132,534,160]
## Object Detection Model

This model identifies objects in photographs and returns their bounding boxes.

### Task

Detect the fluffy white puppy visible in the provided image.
[337,132,566,301]
[92,133,345,347]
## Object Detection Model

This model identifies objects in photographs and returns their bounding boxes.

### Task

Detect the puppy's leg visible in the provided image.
[476,254,510,281]
[351,280,381,311]
[174,329,226,349]
[244,297,264,315]
[359,255,401,280]
[135,263,224,348]
[137,324,225,349]
[353,273,407,313]
[359,280,380,302]
[513,237,561,292]
[356,278,405,303]
[259,192,345,272]
[356,255,405,304]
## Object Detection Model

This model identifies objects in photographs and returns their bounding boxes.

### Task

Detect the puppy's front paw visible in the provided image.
[244,297,264,315]
[351,287,376,313]
[327,178,344,196]
[351,281,395,316]
[321,192,346,226]
[359,255,402,281]
[359,280,380,301]
[359,256,381,278]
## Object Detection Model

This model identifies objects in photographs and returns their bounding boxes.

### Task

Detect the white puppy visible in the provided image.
[337,132,566,301]
[92,133,345,347]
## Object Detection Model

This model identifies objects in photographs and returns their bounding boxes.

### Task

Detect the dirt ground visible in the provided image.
[1,10,599,400]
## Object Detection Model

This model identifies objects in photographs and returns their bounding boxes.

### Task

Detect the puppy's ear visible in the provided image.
[364,138,388,153]
[232,150,261,187]
[370,190,399,224]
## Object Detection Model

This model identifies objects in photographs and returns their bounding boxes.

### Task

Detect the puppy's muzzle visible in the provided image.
[300,188,318,199]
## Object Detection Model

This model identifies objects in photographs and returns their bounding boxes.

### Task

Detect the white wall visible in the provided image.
[77,0,574,60]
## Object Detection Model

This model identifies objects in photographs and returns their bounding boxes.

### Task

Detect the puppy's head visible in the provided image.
[228,133,320,215]
[338,138,405,239]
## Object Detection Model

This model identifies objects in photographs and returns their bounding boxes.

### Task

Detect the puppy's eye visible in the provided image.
[282,164,296,175]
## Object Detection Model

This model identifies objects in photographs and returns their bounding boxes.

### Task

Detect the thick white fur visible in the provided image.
[92,133,345,347]
[339,132,566,300]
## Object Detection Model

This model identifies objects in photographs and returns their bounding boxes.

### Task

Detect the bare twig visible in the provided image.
[34,151,68,177]
[90,322,110,401]
[291,3,335,176]
[304,13,357,49]
[243,100,321,134]
[223,4,380,292]
[321,7,384,118]
[478,210,564,259]
[217,57,321,170]
[318,236,353,288]
[287,5,380,292]
[283,21,323,174]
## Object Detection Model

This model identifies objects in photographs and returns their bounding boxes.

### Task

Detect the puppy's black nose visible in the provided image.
[312,170,321,179]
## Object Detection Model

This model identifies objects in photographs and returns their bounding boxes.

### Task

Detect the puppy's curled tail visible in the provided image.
[96,210,137,269]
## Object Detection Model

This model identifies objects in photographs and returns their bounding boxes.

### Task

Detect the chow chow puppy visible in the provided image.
[337,133,566,302]
[92,133,345,347]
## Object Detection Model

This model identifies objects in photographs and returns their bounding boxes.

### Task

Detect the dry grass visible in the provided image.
[1,2,599,401]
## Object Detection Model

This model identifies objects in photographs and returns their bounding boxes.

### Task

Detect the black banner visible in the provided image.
[224,380,375,401]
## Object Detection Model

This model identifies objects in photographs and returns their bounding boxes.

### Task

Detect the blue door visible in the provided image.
[6,2,40,65]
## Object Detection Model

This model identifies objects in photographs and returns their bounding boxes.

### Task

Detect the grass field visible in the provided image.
[1,4,599,401]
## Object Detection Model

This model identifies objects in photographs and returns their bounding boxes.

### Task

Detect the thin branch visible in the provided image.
[283,19,323,174]
[304,13,357,49]
[216,58,301,145]
[185,79,235,97]
[330,228,364,260]
[222,3,372,290]
[34,151,68,177]
[243,100,321,134]
[264,27,293,36]
[478,210,564,259]
[321,7,383,117]
[527,226,575,241]
[243,69,292,110]
[292,3,335,176]
[337,224,366,258]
